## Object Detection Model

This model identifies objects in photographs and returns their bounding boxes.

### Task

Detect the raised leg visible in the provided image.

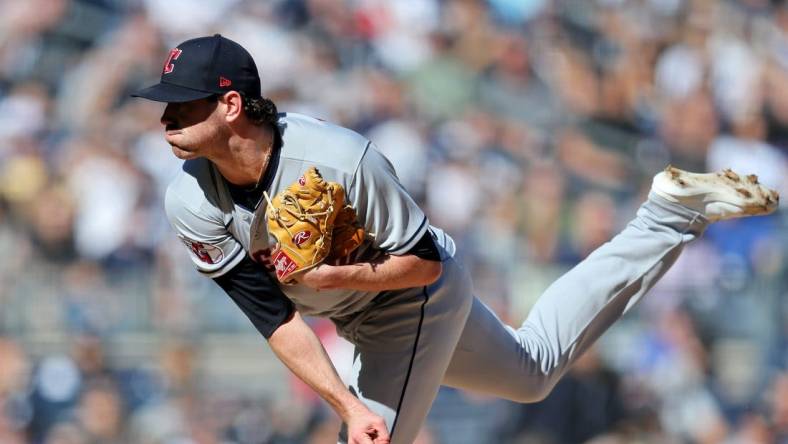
[443,166,778,401]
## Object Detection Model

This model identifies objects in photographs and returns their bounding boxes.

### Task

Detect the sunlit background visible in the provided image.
[1,0,787,443]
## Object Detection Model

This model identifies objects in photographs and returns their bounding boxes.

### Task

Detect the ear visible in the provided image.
[221,91,244,123]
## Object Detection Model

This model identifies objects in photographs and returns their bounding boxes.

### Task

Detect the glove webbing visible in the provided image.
[263,190,335,264]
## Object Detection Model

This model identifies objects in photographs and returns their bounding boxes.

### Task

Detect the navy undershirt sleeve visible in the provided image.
[213,255,294,339]
[405,230,441,261]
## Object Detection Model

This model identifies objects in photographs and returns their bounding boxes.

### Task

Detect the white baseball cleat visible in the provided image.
[651,165,780,222]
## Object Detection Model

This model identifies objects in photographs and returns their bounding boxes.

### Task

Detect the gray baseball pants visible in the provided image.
[335,195,709,444]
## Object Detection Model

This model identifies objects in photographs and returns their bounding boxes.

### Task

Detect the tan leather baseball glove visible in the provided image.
[327,204,365,262]
[264,167,345,283]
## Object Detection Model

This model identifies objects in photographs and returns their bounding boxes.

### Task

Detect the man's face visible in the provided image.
[160,97,224,160]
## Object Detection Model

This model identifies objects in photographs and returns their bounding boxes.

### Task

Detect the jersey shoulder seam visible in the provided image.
[348,141,373,191]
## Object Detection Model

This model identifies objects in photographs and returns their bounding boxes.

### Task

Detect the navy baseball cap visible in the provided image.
[133,34,261,103]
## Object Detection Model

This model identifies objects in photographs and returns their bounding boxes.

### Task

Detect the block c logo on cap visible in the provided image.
[163,48,182,74]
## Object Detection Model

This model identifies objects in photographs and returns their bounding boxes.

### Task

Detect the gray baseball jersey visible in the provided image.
[164,112,710,444]
[165,112,453,319]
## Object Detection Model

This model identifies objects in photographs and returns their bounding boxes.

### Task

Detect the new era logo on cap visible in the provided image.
[132,34,261,103]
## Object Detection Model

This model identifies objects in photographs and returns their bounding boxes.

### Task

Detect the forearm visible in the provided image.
[267,311,364,420]
[307,254,442,292]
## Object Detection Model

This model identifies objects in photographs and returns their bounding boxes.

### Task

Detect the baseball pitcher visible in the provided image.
[133,35,779,444]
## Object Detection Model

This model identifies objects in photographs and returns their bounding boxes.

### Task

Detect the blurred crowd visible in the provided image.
[1,0,788,442]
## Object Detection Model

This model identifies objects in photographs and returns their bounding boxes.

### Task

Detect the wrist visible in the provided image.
[334,392,368,421]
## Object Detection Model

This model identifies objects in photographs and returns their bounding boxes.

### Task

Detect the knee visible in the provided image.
[507,375,559,404]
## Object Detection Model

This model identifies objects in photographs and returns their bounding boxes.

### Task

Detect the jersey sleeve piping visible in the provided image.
[387,216,429,255]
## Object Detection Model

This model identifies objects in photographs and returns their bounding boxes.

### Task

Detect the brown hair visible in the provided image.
[241,93,278,126]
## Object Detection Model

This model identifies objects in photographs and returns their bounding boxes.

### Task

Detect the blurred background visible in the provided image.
[1,0,787,443]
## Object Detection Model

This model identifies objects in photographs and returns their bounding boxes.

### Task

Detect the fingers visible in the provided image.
[349,417,390,444]
[372,420,390,444]
[373,434,391,444]
[350,432,374,444]
[350,431,388,444]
